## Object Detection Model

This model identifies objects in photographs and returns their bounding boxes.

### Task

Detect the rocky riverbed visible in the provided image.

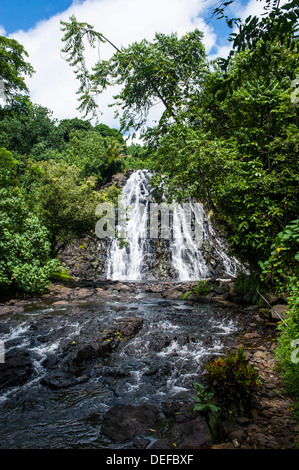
[0,279,298,449]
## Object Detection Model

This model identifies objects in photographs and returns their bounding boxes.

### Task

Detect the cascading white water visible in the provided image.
[106,170,152,280]
[106,170,240,281]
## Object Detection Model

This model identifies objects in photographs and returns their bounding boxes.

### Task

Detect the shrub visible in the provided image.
[204,348,261,417]
[274,282,299,398]
[98,183,122,206]
[260,219,299,294]
[0,188,63,295]
[233,272,261,304]
[193,280,211,296]
[191,381,220,441]
[0,148,64,296]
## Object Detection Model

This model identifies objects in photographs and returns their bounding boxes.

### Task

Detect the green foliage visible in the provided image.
[191,382,220,441]
[60,15,106,117]
[151,41,298,269]
[57,117,93,142]
[193,281,211,296]
[98,183,122,206]
[0,149,63,295]
[215,0,299,69]
[182,281,211,299]
[191,382,220,415]
[61,18,207,133]
[204,348,261,417]
[62,129,124,185]
[181,291,191,300]
[0,147,20,187]
[31,160,101,255]
[0,104,63,155]
[274,282,299,397]
[233,272,261,304]
[94,123,125,145]
[124,143,152,170]
[0,33,131,298]
[0,35,34,114]
[0,191,62,295]
[260,219,299,293]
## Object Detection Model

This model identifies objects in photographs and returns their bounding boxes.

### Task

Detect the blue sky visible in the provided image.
[0,0,264,129]
[0,1,74,34]
[0,0,238,42]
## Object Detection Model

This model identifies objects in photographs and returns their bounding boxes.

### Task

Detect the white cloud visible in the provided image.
[9,0,218,131]
[0,25,7,36]
[234,0,288,21]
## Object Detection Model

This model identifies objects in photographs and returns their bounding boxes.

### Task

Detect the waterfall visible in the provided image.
[106,170,152,280]
[105,170,240,281]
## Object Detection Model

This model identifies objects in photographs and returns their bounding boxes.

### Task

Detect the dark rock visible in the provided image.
[144,362,172,378]
[147,335,171,352]
[63,316,143,370]
[0,354,33,389]
[133,438,151,449]
[148,440,171,449]
[116,317,143,337]
[270,305,290,321]
[253,433,269,445]
[101,403,159,442]
[92,365,130,378]
[40,372,78,389]
[264,292,279,305]
[236,416,251,426]
[228,428,247,444]
[178,417,213,449]
[162,402,183,417]
[0,322,10,334]
[41,353,59,370]
[220,419,240,439]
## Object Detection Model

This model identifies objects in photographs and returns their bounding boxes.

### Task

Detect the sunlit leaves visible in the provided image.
[0,149,62,294]
[0,35,34,115]
[32,160,101,255]
[61,18,208,132]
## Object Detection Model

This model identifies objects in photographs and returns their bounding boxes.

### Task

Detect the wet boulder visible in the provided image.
[61,317,143,370]
[116,316,143,336]
[0,354,33,389]
[40,371,78,390]
[101,403,159,442]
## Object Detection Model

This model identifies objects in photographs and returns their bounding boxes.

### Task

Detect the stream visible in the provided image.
[0,286,242,449]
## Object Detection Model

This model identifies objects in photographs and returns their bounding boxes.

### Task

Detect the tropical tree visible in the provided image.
[0,104,63,155]
[60,16,208,134]
[31,160,101,255]
[62,129,124,185]
[0,35,34,116]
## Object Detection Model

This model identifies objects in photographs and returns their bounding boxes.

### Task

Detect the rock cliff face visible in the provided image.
[59,235,109,281]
